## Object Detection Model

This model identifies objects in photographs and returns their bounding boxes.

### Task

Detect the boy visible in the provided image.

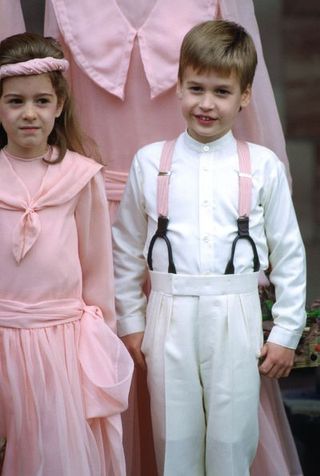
[112,20,306,476]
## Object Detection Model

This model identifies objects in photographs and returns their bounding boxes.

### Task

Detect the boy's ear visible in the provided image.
[176,80,183,99]
[240,84,252,109]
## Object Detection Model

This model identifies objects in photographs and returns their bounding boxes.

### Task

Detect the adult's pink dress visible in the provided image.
[0,0,302,474]
[0,149,133,475]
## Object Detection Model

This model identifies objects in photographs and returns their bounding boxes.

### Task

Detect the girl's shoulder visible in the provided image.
[56,149,102,183]
[50,149,103,197]
[63,149,102,172]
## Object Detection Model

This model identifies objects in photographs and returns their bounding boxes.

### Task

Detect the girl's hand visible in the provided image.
[259,342,295,379]
[121,332,146,370]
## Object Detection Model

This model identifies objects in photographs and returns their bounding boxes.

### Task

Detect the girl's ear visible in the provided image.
[240,85,252,109]
[55,100,64,118]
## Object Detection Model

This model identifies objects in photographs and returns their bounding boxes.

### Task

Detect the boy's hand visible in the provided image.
[259,342,295,379]
[121,332,146,370]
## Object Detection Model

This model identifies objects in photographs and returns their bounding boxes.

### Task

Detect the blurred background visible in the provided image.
[10,1,320,474]
[253,2,320,475]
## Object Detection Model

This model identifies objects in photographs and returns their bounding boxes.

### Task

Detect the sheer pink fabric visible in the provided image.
[0,0,301,474]
[0,301,133,476]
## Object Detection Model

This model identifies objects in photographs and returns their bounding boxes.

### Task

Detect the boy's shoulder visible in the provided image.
[247,141,279,162]
[132,139,170,174]
[136,140,167,160]
[246,141,284,174]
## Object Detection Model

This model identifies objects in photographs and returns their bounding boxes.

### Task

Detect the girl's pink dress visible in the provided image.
[0,1,302,475]
[0,149,133,476]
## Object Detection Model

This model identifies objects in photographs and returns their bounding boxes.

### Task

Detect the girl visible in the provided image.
[0,32,133,476]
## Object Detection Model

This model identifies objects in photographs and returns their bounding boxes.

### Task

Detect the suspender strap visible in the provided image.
[147,140,177,274]
[238,140,252,218]
[157,140,176,218]
[225,141,260,274]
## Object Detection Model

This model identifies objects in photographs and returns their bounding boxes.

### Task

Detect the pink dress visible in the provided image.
[0,148,133,476]
[0,1,302,475]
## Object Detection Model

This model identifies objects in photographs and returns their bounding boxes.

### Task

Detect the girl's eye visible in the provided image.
[8,98,23,105]
[36,98,50,104]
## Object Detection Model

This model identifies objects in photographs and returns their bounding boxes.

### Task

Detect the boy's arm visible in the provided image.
[260,157,306,377]
[112,155,149,367]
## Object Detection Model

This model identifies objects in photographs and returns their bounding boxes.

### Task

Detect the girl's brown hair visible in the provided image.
[0,32,99,163]
[178,20,257,92]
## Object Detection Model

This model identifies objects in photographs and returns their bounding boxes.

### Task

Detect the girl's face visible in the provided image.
[0,73,63,157]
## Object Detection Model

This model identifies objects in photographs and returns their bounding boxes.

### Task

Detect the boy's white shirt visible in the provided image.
[112,130,306,349]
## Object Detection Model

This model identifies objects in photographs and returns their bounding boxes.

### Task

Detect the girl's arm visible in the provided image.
[75,171,116,331]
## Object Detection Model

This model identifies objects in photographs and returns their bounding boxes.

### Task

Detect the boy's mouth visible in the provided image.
[195,114,216,123]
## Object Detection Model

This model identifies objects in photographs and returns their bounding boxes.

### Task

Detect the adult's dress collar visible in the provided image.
[48,0,218,99]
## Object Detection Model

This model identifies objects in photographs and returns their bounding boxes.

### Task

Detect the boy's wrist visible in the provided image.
[267,325,302,351]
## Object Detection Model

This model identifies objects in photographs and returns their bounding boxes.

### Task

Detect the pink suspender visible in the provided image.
[157,140,176,218]
[237,140,252,218]
[157,139,252,219]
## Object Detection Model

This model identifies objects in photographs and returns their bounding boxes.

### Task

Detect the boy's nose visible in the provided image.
[199,93,214,110]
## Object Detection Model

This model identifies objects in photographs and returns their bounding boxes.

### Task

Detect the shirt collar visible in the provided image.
[182,130,236,154]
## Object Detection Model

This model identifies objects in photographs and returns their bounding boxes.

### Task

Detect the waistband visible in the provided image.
[0,296,134,432]
[149,271,259,296]
[0,298,83,328]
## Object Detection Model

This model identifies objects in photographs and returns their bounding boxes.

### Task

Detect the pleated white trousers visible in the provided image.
[141,271,263,476]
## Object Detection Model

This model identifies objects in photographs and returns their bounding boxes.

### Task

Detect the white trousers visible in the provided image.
[141,271,262,476]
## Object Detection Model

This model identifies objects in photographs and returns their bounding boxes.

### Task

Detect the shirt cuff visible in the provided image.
[117,315,146,337]
[267,324,303,350]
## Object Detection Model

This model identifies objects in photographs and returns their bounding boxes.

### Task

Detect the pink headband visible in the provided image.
[0,57,69,79]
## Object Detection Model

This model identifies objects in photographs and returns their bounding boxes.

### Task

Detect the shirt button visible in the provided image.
[203,235,209,242]
[202,200,209,207]
[203,145,210,152]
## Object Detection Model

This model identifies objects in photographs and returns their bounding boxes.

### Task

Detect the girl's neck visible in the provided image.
[2,146,52,162]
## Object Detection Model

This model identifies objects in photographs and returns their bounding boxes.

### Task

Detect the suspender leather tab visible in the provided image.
[237,216,249,236]
[156,216,169,236]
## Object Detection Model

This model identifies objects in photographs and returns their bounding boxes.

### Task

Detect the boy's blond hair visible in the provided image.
[178,20,257,92]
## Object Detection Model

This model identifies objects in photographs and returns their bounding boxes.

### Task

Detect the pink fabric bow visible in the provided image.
[12,206,41,263]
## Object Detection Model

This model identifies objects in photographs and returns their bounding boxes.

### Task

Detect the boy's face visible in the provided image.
[177,67,251,143]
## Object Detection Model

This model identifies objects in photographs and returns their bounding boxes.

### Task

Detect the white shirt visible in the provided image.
[112,131,306,348]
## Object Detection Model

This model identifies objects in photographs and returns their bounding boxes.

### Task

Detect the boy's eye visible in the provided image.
[216,89,230,96]
[189,86,203,93]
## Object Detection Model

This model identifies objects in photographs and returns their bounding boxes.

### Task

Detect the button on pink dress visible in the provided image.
[0,149,133,476]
